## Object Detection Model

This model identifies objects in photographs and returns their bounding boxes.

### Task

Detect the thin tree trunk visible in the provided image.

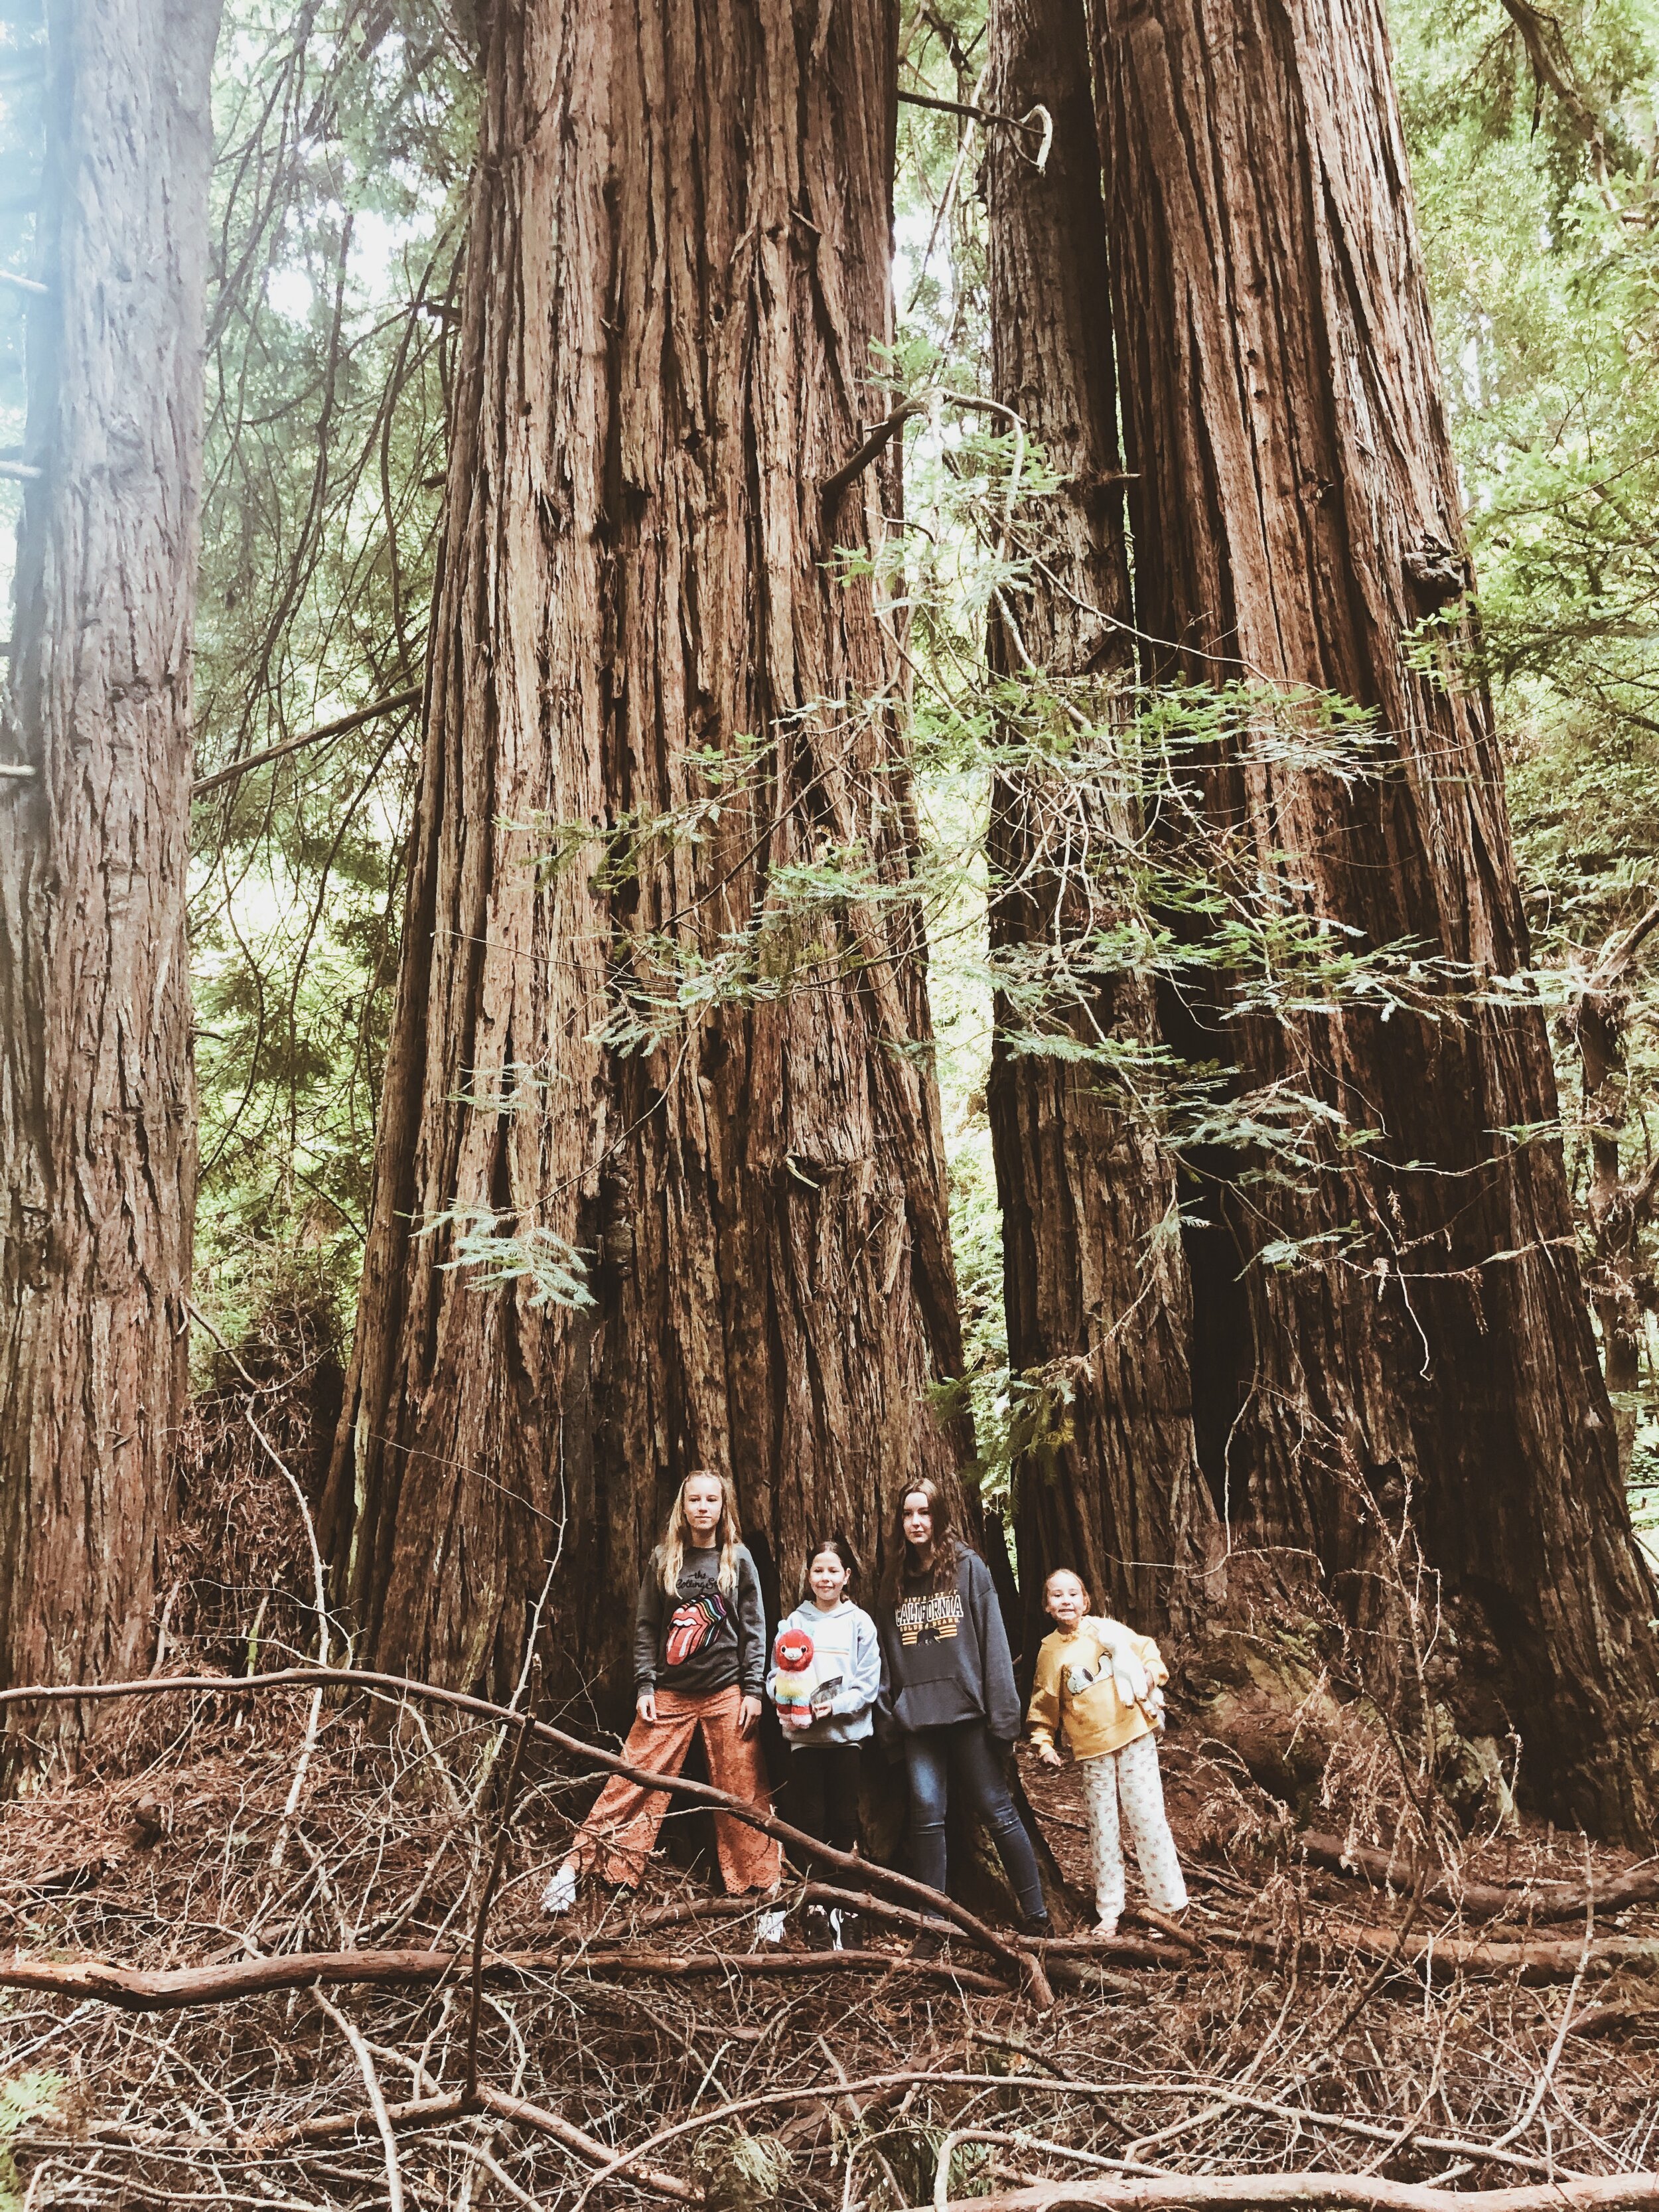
[0,0,219,1756]
[323,0,965,1706]
[983,0,1214,1663]
[1089,0,1659,1836]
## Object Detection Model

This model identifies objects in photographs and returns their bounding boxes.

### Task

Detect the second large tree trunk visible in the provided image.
[323,0,964,1708]
[0,0,218,1758]
[1090,0,1659,1838]
[983,0,1214,1665]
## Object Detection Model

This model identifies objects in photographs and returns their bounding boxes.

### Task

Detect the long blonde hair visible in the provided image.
[656,1468,743,1597]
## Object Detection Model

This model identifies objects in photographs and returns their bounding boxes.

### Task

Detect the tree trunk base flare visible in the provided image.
[0,0,218,1769]
[321,0,969,1712]
[1179,1613,1525,1836]
[1078,0,1659,1841]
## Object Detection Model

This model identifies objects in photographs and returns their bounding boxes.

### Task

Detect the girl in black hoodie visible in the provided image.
[877,1479,1048,1933]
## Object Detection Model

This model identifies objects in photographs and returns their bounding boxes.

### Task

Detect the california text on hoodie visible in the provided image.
[877,1550,1022,1743]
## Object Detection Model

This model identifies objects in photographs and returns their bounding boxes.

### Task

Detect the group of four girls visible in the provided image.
[540,1469,1187,1941]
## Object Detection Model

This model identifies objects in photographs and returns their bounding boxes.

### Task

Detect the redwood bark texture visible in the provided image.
[324,0,964,1707]
[0,0,218,1747]
[1089,0,1659,1834]
[983,0,1213,1662]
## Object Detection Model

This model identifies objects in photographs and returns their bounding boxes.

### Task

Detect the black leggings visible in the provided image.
[786,1743,863,1856]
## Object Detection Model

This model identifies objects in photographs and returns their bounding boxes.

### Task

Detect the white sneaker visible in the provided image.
[541,1863,577,1916]
[1094,1913,1120,1939]
[755,1908,786,1947]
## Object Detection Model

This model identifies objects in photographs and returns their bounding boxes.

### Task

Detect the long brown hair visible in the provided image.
[879,1477,968,1607]
[656,1469,743,1598]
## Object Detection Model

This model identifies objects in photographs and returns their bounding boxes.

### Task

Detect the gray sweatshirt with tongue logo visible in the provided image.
[634,1543,767,1698]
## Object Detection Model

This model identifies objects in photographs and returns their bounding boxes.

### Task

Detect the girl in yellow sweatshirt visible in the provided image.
[1026,1568,1188,1936]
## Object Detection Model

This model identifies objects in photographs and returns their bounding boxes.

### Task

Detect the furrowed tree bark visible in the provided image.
[1568,909,1659,1477]
[324,0,965,1704]
[983,0,1214,1659]
[1089,0,1659,1836]
[0,0,219,1761]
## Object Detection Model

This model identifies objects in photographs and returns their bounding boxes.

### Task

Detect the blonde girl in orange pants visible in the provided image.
[541,1471,783,1935]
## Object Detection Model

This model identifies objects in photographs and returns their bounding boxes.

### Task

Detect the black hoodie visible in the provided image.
[876,1549,1021,1742]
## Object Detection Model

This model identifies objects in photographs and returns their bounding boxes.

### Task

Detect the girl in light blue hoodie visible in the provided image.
[766,1535,881,1948]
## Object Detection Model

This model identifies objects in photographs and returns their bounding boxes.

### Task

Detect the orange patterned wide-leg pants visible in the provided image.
[571,1684,781,1894]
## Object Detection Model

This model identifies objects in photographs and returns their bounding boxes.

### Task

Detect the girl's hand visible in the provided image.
[810,1691,833,1719]
[637,1688,658,1726]
[738,1694,762,1739]
[1037,1743,1063,1769]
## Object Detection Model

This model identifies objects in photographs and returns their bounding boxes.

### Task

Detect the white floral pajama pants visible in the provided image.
[1080,1731,1188,1922]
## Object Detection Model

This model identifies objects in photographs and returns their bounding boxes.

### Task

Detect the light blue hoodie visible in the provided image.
[766,1599,881,1746]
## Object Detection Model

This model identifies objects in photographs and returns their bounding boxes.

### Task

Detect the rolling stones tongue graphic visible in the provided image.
[666,1592,726,1668]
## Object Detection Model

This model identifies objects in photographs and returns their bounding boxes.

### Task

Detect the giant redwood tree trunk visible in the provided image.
[323,0,964,1708]
[983,0,1214,1664]
[1090,0,1659,1836]
[0,0,219,1755]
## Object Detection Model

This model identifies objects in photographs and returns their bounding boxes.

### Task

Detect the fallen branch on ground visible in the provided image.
[1293,1921,1659,1983]
[0,1943,1014,2012]
[564,2065,1577,2211]
[931,2175,1659,2212]
[311,1988,406,2212]
[1023,1935,1183,1967]
[1294,1832,1659,1923]
[0,1662,1053,2005]
[794,1883,1181,1970]
[32,2085,700,2200]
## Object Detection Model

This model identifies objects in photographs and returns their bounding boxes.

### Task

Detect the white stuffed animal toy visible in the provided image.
[1067,1619,1165,1729]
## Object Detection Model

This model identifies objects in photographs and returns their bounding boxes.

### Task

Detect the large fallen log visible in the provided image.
[0,1942,1013,2012]
[1292,1834,1659,1924]
[1183,1913,1658,1984]
[934,2174,1659,2212]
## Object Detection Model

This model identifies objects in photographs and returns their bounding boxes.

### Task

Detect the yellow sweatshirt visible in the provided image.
[1027,1615,1167,1760]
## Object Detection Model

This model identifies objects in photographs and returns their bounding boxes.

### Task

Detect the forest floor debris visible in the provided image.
[3,1685,1659,2210]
